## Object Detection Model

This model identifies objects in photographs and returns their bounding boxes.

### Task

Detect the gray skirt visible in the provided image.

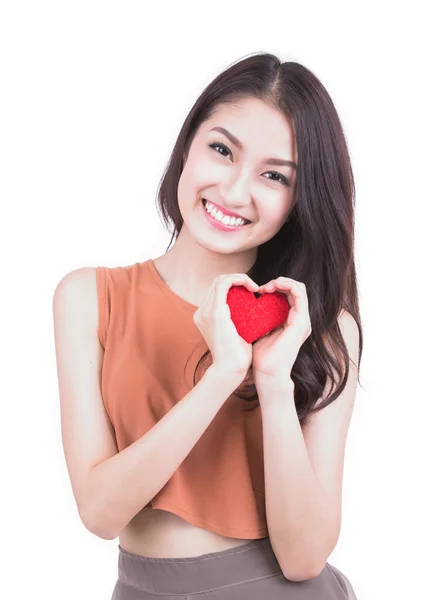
[111,537,357,599]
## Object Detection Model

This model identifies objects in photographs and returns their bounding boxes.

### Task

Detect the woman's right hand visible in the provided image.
[193,272,259,380]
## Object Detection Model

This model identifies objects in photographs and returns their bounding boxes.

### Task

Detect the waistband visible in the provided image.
[116,537,283,595]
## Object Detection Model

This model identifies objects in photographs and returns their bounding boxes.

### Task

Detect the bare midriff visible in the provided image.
[118,505,258,558]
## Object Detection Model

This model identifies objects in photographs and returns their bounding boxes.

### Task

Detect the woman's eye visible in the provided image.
[209,142,231,157]
[208,142,290,187]
[265,172,290,186]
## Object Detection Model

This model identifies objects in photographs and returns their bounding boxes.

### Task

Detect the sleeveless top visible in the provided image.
[95,259,268,539]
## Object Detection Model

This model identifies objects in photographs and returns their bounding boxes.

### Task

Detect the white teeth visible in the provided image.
[204,200,248,226]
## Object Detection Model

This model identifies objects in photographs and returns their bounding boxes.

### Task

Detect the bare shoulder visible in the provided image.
[53,267,98,310]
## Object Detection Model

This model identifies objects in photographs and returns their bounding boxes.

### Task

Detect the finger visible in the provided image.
[277,278,307,294]
[217,273,259,292]
[261,278,308,314]
[261,277,306,292]
[275,279,309,315]
[260,277,305,288]
[201,273,257,315]
[214,273,258,313]
[274,278,307,294]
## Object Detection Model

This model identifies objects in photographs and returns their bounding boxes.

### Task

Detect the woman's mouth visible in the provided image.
[201,199,251,232]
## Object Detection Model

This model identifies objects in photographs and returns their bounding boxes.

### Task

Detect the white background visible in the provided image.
[1,1,444,599]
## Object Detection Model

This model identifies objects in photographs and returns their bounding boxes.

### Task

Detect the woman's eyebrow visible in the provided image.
[209,126,297,171]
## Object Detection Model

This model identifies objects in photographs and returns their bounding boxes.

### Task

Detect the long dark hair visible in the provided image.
[155,51,364,428]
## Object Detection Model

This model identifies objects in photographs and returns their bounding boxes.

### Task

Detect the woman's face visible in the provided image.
[177,97,298,255]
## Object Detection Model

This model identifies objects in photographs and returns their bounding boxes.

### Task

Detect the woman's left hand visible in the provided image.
[252,276,312,385]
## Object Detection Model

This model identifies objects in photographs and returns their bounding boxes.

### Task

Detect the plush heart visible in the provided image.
[226,285,290,344]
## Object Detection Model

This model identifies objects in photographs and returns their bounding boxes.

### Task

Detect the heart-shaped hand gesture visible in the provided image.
[226,276,312,384]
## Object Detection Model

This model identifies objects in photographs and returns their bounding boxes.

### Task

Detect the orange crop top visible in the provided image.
[95,259,268,539]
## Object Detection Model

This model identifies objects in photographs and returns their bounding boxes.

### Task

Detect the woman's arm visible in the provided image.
[256,311,359,581]
[82,365,243,539]
[258,377,335,581]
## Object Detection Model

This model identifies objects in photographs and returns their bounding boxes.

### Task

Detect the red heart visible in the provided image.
[226,285,290,343]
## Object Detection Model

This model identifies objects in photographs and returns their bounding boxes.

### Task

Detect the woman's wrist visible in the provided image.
[254,372,295,393]
[206,364,248,390]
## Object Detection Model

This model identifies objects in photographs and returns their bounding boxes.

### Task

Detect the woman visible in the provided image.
[53,51,362,599]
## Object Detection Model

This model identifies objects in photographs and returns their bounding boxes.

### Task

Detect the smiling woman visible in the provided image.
[54,50,361,600]
[174,97,298,259]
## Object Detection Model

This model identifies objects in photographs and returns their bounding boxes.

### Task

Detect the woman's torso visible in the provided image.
[109,257,260,557]
[119,505,257,557]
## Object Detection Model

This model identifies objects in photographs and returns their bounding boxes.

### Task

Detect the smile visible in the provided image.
[202,199,251,231]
